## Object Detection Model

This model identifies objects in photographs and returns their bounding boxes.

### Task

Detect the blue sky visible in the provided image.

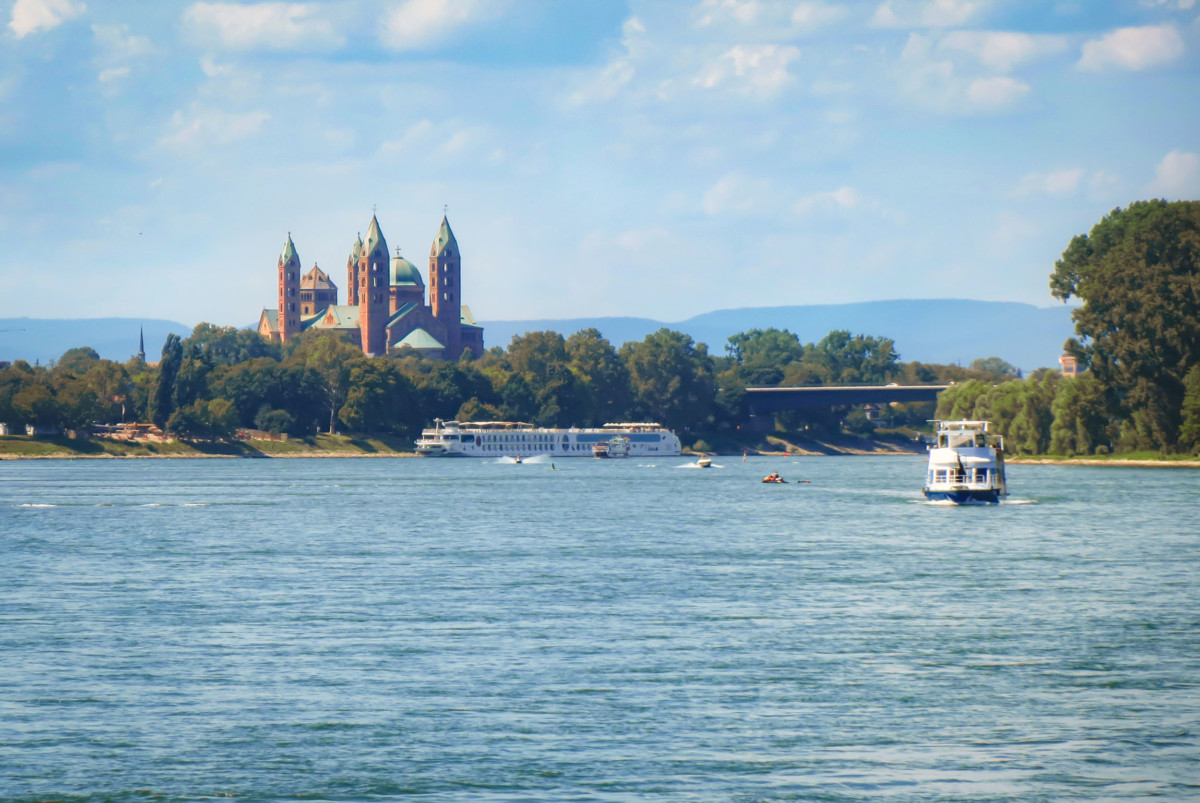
[1,0,1198,329]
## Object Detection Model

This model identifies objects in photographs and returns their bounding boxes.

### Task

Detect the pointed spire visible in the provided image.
[137,327,146,362]
[432,214,458,257]
[365,214,387,258]
[280,232,299,266]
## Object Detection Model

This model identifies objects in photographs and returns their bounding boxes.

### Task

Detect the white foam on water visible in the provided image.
[18,503,56,508]
[181,503,208,507]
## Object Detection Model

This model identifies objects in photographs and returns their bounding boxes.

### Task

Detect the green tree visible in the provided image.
[1050,373,1111,455]
[969,357,1021,377]
[339,361,420,435]
[150,334,183,429]
[254,405,294,435]
[1049,200,1200,451]
[566,328,632,425]
[55,346,101,376]
[1179,365,1200,453]
[726,328,804,373]
[289,334,363,433]
[619,329,717,433]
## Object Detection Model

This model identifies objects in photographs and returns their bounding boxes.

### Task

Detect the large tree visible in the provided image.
[1050,200,1200,451]
[619,328,717,433]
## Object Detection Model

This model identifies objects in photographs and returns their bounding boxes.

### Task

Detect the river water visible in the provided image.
[2,455,1198,801]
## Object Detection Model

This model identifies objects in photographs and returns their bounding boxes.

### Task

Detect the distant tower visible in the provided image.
[137,327,145,362]
[357,215,390,355]
[346,233,363,306]
[429,215,462,356]
[277,233,302,341]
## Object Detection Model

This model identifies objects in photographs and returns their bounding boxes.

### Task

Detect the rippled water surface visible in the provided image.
[2,455,1198,801]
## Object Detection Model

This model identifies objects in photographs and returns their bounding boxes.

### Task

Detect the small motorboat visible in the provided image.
[762,473,785,483]
[697,455,712,468]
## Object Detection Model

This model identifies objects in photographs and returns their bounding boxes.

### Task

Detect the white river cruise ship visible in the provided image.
[415,420,682,458]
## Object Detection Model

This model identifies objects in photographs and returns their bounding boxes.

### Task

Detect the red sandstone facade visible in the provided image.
[258,214,483,360]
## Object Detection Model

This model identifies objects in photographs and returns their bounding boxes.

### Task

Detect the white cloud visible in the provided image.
[965,75,1028,106]
[938,31,1068,72]
[870,0,985,29]
[791,2,846,29]
[567,59,635,106]
[8,0,85,38]
[380,0,502,50]
[161,104,271,150]
[1145,150,1200,198]
[183,2,343,51]
[98,66,131,83]
[794,186,859,215]
[1140,0,1196,9]
[694,44,801,96]
[1078,25,1184,71]
[91,24,152,85]
[1015,168,1084,196]
[200,56,236,78]
[703,173,772,215]
[566,16,646,107]
[696,0,763,28]
[896,33,1033,113]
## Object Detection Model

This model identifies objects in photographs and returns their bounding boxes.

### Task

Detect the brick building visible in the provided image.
[258,214,484,359]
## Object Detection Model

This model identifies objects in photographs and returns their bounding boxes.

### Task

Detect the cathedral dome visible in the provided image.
[390,249,423,286]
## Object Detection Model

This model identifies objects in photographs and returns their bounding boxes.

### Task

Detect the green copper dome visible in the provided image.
[390,249,423,286]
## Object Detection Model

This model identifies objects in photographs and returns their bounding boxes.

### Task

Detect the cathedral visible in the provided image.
[258,214,484,360]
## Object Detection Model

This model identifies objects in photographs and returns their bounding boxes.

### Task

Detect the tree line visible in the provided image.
[935,200,1200,456]
[0,319,1007,446]
[3,200,1196,455]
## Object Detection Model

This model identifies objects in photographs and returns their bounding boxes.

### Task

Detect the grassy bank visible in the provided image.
[0,434,416,459]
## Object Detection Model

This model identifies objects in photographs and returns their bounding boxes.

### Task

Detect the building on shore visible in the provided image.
[258,214,484,360]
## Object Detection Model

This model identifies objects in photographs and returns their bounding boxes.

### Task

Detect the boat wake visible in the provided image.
[678,461,722,469]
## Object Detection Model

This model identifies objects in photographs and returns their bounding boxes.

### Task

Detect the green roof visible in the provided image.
[395,328,445,350]
[306,305,361,330]
[387,303,420,328]
[390,249,423,286]
[280,233,299,266]
[432,215,457,257]
[349,233,363,262]
[364,215,387,260]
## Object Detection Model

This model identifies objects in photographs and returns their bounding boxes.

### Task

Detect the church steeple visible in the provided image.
[277,232,302,341]
[429,214,462,356]
[357,215,389,355]
[346,232,364,305]
[431,215,457,258]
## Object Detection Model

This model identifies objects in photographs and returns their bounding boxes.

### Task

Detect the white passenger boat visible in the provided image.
[416,420,681,458]
[923,420,1007,504]
[593,436,631,458]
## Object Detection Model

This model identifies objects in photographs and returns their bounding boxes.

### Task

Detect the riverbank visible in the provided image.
[0,434,416,459]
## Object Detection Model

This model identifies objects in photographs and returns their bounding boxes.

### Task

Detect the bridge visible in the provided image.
[744,384,950,416]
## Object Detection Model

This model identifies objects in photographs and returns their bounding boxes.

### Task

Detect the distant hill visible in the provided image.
[1,300,1077,373]
[480,300,1077,373]
[0,318,193,365]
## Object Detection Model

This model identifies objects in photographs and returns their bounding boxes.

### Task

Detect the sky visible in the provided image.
[1,0,1198,329]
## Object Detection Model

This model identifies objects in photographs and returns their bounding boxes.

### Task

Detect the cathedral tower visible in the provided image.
[346,233,363,306]
[277,233,301,341]
[357,215,390,355]
[429,215,462,355]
